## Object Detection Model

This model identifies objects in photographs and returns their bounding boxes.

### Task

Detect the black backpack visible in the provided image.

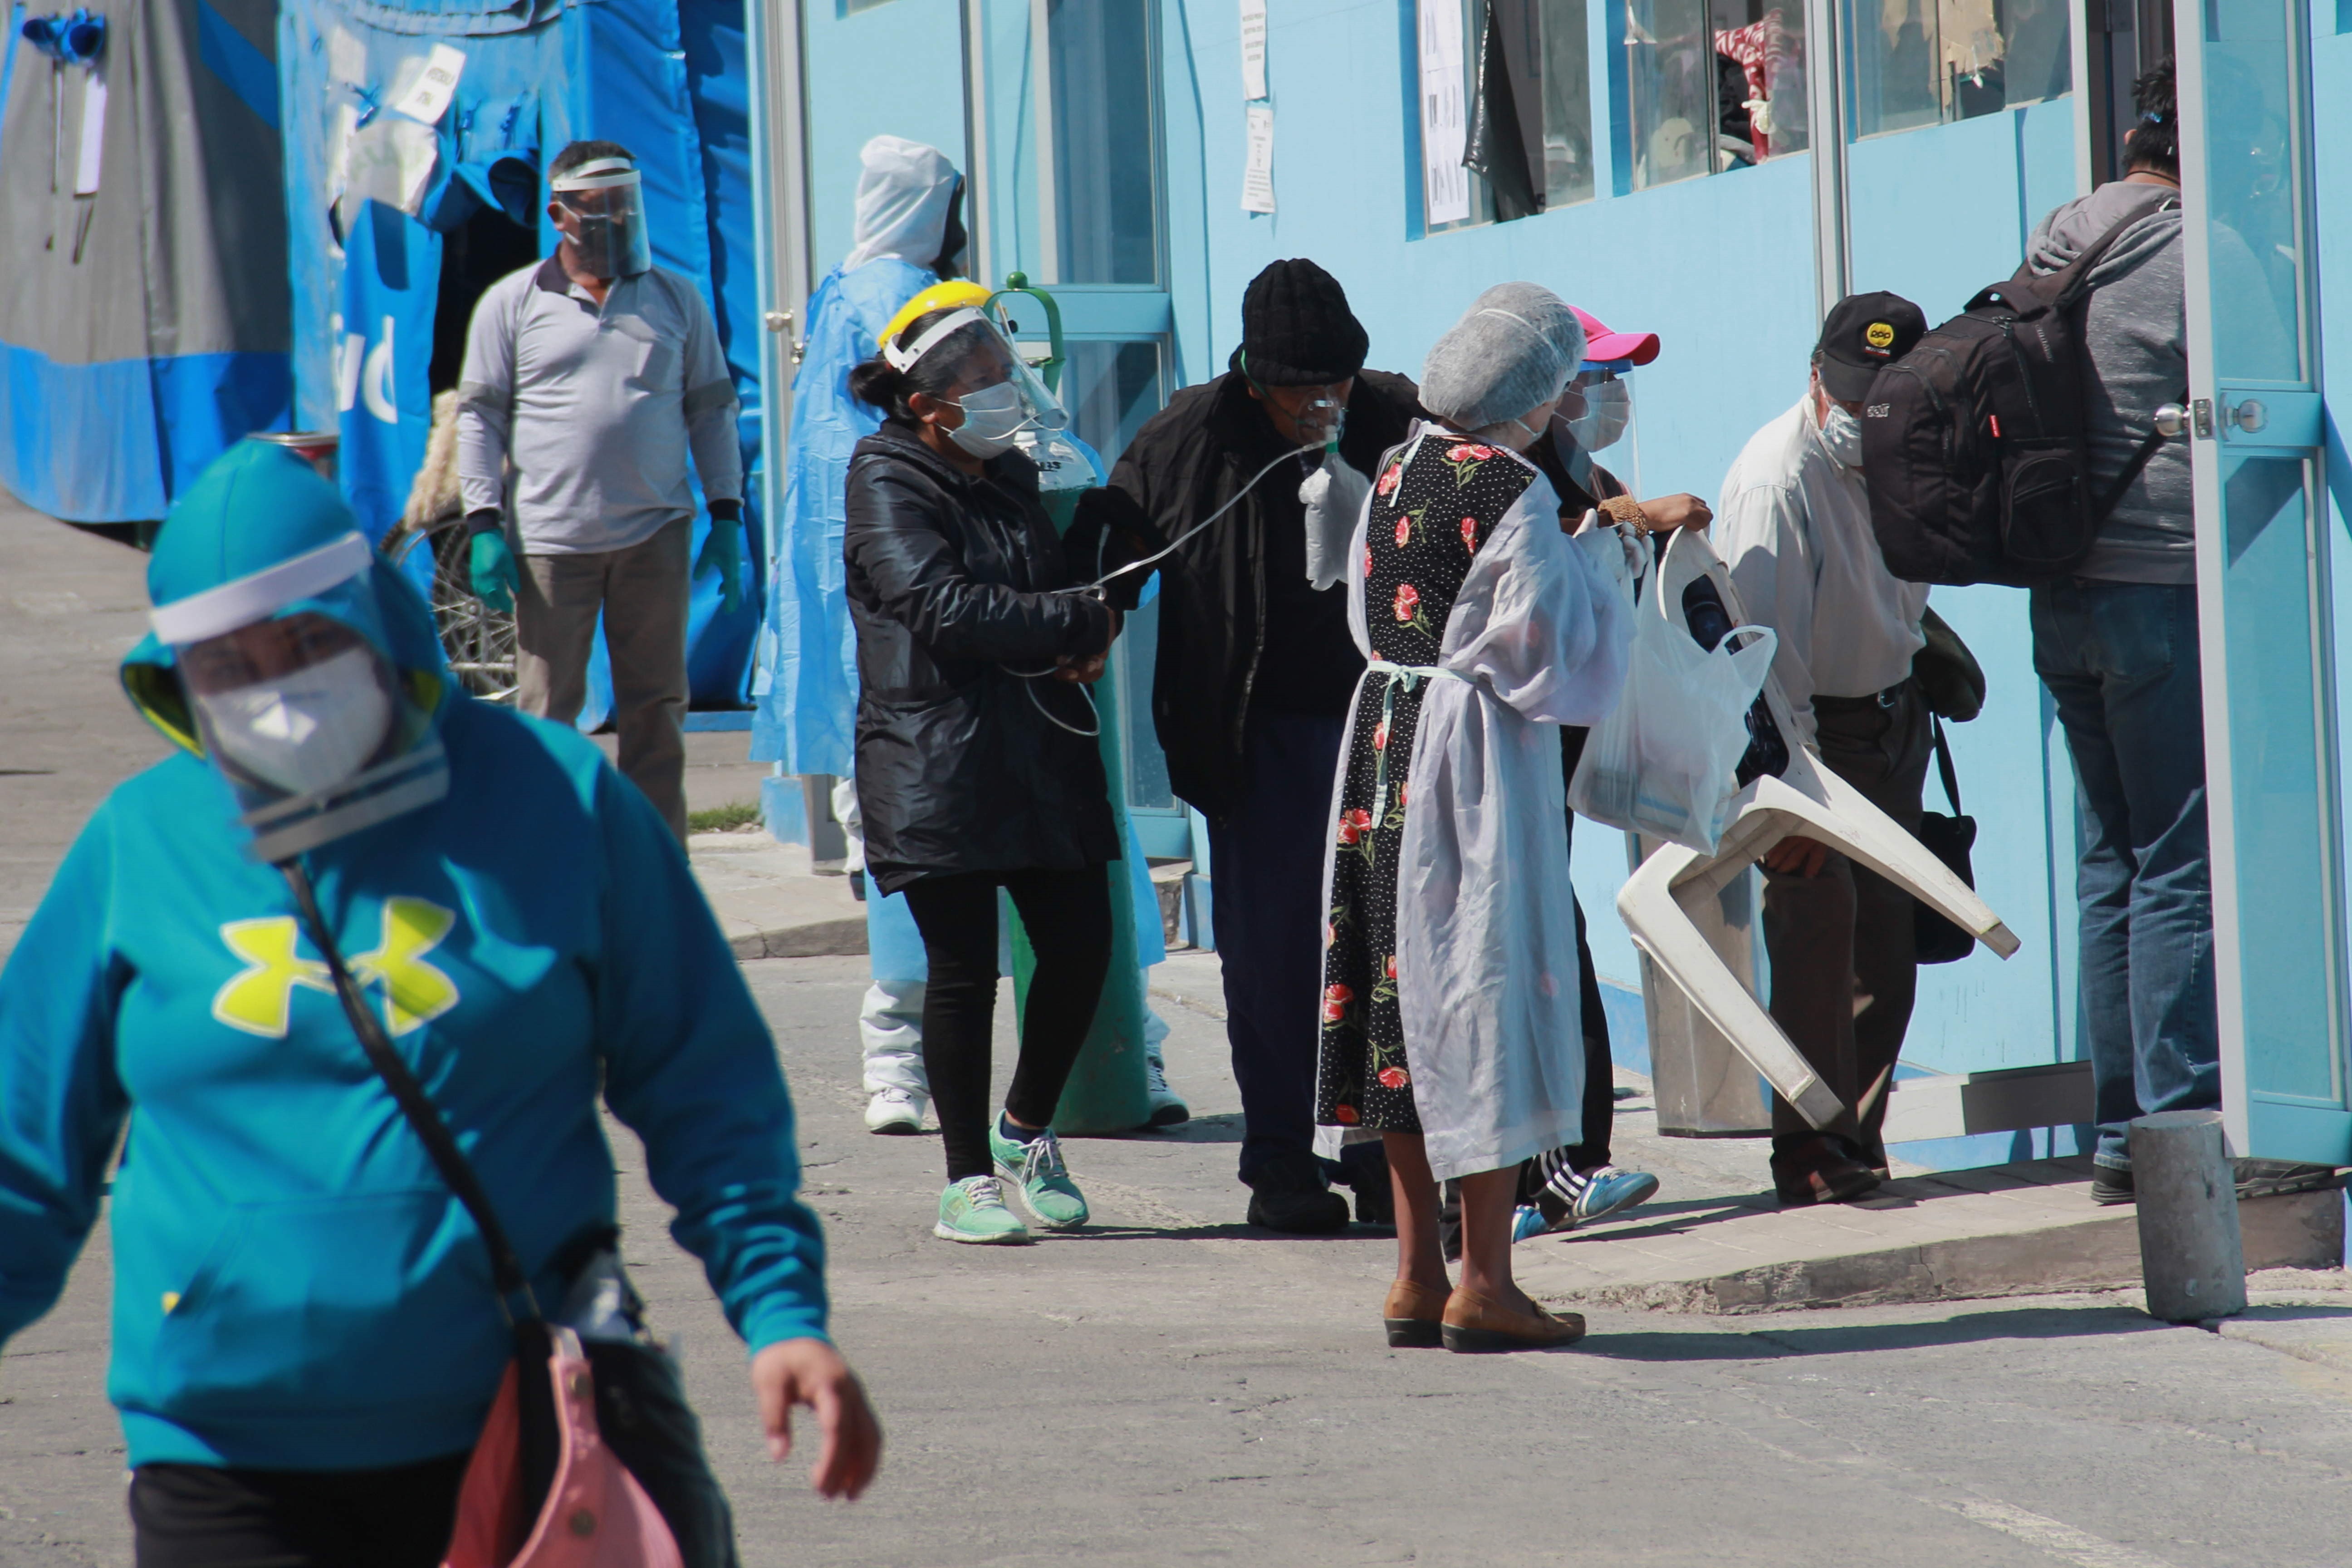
[1862,192,2181,587]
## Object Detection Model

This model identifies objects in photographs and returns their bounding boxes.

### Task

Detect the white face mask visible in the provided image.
[193,645,396,797]
[1567,377,1632,451]
[947,381,1029,457]
[1818,402,1864,467]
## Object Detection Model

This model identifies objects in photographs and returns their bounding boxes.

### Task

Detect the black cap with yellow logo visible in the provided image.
[1814,290,1928,401]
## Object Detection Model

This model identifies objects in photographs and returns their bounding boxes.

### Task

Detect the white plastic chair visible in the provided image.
[1613,538,2020,1132]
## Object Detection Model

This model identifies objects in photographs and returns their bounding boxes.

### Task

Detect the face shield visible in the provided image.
[885,306,1068,458]
[153,537,446,860]
[551,157,652,280]
[1552,363,1642,495]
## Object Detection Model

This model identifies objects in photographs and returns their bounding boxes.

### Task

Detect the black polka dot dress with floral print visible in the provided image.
[1317,433,1538,1134]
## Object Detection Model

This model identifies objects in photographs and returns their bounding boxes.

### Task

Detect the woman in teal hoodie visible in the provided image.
[0,441,880,1561]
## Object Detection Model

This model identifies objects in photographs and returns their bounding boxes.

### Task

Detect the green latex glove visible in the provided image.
[696,511,746,613]
[469,529,517,614]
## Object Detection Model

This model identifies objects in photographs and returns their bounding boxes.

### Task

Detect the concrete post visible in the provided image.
[2127,1110,2247,1323]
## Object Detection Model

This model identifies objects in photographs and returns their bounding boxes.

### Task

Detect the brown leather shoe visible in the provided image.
[1439,1288,1587,1353]
[1772,1135,1882,1206]
[1383,1280,1448,1348]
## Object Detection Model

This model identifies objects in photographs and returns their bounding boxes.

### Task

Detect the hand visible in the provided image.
[1054,652,1109,684]
[696,514,746,613]
[469,530,517,614]
[1636,494,1712,532]
[751,1338,882,1501]
[1761,836,1830,877]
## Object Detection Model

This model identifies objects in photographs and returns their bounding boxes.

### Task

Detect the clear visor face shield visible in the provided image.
[551,159,653,279]
[1553,363,1639,491]
[885,308,1069,455]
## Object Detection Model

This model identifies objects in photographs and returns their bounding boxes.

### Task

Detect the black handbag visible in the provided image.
[279,862,738,1567]
[1913,717,1979,965]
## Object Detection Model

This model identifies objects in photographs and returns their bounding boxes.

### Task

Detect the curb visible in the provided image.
[726,918,869,961]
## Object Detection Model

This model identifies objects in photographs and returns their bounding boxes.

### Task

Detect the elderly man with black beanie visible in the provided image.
[1071,259,1422,1232]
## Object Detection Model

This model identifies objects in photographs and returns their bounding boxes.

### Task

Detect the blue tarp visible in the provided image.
[279,0,761,709]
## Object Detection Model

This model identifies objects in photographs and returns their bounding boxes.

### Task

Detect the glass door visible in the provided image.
[2179,0,2347,1161]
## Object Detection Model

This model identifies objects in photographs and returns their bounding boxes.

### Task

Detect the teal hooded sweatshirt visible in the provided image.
[0,441,828,1470]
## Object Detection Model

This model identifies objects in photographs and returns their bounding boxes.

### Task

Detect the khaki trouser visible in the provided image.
[514,518,690,843]
[1761,680,1933,1164]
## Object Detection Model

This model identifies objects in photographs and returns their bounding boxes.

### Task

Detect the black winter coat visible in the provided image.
[843,421,1119,895]
[1067,370,1424,820]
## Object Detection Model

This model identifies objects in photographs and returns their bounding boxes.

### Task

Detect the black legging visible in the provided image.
[902,867,1114,1182]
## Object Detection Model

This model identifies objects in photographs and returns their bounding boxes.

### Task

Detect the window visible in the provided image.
[1421,0,1597,228]
[1047,0,1159,284]
[1623,0,1808,191]
[1852,0,2071,138]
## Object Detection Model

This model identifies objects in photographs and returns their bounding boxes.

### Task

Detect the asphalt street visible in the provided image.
[7,502,2352,1567]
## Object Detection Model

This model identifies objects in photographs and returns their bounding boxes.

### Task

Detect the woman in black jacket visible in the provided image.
[843,298,1119,1245]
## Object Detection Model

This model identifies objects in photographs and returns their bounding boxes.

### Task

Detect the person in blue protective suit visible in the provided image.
[0,441,881,1563]
[752,136,966,1137]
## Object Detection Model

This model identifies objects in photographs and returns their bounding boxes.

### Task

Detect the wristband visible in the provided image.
[465,509,504,536]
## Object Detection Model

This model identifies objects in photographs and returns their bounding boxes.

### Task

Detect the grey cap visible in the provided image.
[1419,284,1586,431]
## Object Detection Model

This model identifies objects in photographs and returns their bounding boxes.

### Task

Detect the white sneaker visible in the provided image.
[1143,1049,1189,1128]
[864,1088,926,1135]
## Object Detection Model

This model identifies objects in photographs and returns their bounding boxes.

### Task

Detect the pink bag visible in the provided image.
[442,1327,685,1568]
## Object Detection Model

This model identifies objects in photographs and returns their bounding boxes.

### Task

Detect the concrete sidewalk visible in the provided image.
[688,831,868,959]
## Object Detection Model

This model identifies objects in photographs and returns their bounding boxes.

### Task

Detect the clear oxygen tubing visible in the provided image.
[1005,439,1329,739]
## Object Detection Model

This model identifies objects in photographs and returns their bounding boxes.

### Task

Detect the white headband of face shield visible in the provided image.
[882,307,988,373]
[150,533,374,646]
[551,158,641,195]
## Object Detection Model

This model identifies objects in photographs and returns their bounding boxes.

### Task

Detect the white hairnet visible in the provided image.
[1419,283,1586,432]
[842,135,961,271]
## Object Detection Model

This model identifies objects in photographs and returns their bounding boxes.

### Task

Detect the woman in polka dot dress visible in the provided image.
[1314,285,1634,1352]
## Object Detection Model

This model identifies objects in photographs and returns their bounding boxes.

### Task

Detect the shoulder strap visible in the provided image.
[1931,715,1961,813]
[279,862,540,1323]
[2093,385,2190,525]
[2048,189,2177,312]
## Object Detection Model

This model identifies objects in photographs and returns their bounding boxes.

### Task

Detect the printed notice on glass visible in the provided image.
[1416,0,1468,225]
[1241,104,1275,214]
[1238,0,1268,100]
[391,42,466,125]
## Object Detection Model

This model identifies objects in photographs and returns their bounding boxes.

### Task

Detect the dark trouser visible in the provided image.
[903,867,1113,1182]
[516,517,691,844]
[1762,681,1932,1166]
[2031,580,2219,1170]
[1206,711,1348,1187]
[130,1455,468,1568]
[1557,806,1616,1169]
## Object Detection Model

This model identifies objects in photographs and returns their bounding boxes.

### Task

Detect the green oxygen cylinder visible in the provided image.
[996,288,1152,1132]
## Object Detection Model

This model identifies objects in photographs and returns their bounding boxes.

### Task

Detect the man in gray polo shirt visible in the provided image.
[456,138,745,843]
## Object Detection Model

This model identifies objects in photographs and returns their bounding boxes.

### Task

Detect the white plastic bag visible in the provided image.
[1300,448,1371,589]
[1569,528,1776,853]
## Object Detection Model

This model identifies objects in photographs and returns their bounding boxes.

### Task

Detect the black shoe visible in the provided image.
[1351,1179,1395,1227]
[2232,1160,2342,1200]
[1245,1161,1351,1234]
[1336,1144,1394,1227]
[2090,1165,2135,1205]
[1770,1136,1881,1206]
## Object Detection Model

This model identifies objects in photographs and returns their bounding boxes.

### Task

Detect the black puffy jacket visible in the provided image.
[1067,370,1423,820]
[844,421,1119,895]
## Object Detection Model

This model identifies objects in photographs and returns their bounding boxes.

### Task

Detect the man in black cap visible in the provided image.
[1071,259,1421,1232]
[1715,291,1931,1208]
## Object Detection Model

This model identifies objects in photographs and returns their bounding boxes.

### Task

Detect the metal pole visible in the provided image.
[1803,0,1847,322]
[2128,1110,2247,1323]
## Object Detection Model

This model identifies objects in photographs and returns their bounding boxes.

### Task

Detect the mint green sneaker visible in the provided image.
[990,1121,1090,1230]
[933,1175,1031,1244]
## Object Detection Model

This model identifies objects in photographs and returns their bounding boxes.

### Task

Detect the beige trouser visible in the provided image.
[514,517,690,843]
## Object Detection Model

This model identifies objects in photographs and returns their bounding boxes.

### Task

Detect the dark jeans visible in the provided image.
[903,867,1114,1182]
[1207,712,1348,1186]
[130,1455,468,1568]
[1558,806,1616,1169]
[1762,682,1931,1166]
[2032,579,2219,1169]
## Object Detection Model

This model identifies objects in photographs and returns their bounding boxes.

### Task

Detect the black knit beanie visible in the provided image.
[1235,259,1369,386]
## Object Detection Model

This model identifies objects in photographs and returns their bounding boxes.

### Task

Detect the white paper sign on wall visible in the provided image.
[1417,0,1469,225]
[1242,104,1275,214]
[391,42,466,125]
[1238,0,1267,101]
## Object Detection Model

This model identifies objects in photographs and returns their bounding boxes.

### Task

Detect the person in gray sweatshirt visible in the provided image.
[2023,60,2208,1206]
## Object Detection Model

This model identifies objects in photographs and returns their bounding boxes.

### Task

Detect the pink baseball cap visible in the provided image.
[1571,305,1660,368]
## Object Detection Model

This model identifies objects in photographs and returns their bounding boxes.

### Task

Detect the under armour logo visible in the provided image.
[212,898,461,1039]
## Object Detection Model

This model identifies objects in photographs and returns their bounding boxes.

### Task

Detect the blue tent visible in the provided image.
[277,0,762,711]
[0,0,291,521]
